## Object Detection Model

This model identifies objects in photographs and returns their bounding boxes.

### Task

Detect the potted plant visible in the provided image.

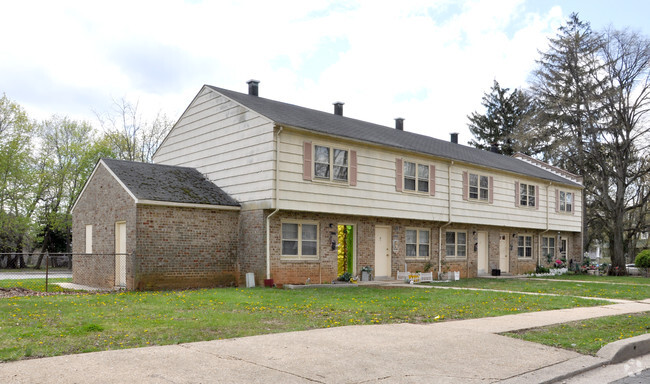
[361,266,373,281]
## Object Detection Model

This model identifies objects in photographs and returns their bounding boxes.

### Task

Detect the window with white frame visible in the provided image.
[406,228,430,259]
[85,224,92,254]
[469,173,489,201]
[518,235,533,258]
[560,191,573,212]
[314,145,348,182]
[281,222,319,260]
[403,161,429,193]
[520,183,536,207]
[542,236,555,260]
[445,231,467,258]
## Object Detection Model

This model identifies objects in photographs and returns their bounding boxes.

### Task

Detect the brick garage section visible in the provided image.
[135,205,239,290]
[72,163,137,289]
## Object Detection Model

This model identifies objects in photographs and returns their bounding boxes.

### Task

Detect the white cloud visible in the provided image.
[0,0,568,142]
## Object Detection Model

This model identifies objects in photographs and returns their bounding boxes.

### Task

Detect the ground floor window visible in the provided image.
[406,228,430,259]
[518,235,533,258]
[542,236,555,262]
[282,222,319,260]
[445,231,467,259]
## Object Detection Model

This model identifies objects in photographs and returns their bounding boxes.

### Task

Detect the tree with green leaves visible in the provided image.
[467,80,534,156]
[0,94,38,267]
[32,116,114,267]
[530,13,650,273]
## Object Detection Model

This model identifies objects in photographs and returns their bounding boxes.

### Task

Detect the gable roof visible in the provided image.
[101,158,240,207]
[207,85,582,188]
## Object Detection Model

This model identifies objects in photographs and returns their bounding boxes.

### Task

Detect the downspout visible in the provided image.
[265,126,283,280]
[538,182,552,268]
[439,161,454,275]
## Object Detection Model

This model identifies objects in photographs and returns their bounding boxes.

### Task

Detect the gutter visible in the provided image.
[439,161,454,275]
[265,126,283,280]
[538,182,552,267]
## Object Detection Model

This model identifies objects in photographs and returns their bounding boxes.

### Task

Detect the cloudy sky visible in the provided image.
[2,0,649,143]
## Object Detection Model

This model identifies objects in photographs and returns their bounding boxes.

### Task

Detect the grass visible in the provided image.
[0,278,73,292]
[0,285,607,361]
[428,276,650,300]
[504,312,650,355]
[531,273,650,283]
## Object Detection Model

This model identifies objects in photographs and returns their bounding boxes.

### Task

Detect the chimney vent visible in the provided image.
[333,102,344,116]
[395,118,404,131]
[247,80,259,96]
[490,143,499,153]
[450,132,459,144]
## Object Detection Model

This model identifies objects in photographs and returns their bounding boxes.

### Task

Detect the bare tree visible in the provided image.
[96,98,173,163]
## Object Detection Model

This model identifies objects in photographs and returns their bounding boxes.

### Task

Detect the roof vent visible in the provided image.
[247,80,259,96]
[490,143,499,153]
[450,132,458,144]
[395,118,404,131]
[333,102,344,116]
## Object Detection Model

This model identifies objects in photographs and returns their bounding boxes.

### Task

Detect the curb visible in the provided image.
[597,333,650,364]
[500,333,650,383]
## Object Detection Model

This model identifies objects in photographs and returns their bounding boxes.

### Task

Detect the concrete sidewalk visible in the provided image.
[1,299,649,384]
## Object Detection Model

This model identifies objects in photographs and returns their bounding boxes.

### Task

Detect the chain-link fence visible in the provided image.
[1,252,133,292]
[0,253,73,292]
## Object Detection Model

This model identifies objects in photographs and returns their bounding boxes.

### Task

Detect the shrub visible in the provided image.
[337,272,353,282]
[536,265,550,274]
[635,250,650,275]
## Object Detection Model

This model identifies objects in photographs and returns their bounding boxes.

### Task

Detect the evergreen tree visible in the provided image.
[530,13,650,273]
[467,80,533,156]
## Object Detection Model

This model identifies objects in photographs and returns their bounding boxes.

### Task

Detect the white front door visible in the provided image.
[477,231,488,275]
[374,226,391,278]
[499,233,509,273]
[115,221,127,288]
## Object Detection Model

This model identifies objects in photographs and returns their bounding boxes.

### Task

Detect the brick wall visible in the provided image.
[238,209,267,286]
[72,163,136,289]
[135,205,239,290]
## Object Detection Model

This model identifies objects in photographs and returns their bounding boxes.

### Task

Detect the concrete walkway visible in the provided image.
[1,293,649,383]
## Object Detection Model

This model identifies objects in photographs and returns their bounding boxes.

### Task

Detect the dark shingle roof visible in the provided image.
[207,85,581,188]
[101,158,239,207]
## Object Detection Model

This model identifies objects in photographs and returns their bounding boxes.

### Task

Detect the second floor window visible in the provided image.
[314,145,348,182]
[469,173,489,200]
[404,162,429,193]
[520,183,536,207]
[560,191,573,212]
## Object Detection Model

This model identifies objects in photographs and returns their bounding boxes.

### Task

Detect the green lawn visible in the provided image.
[505,312,650,355]
[0,285,606,361]
[0,278,72,292]
[428,276,650,300]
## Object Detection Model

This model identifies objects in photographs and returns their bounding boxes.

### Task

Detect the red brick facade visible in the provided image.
[72,163,239,290]
[73,165,583,290]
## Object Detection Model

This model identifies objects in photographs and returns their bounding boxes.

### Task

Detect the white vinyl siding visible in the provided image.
[153,87,276,205]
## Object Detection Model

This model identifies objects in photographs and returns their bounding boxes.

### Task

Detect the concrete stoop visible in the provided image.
[499,334,650,383]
